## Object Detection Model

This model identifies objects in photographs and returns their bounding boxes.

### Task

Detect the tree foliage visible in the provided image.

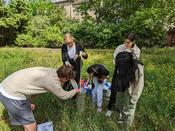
[1,0,65,47]
[0,0,175,48]
[0,0,31,46]
[76,0,175,48]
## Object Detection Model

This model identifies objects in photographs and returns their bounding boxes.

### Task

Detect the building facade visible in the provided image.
[53,0,95,20]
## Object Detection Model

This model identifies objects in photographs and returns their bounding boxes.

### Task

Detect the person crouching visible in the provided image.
[86,64,109,112]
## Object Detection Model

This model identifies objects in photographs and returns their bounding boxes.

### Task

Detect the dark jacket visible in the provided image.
[61,42,88,84]
[107,51,143,110]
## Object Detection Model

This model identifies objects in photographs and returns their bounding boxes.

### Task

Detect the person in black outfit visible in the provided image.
[61,33,88,90]
[106,51,144,127]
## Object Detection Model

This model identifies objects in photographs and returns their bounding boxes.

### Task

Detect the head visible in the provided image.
[56,65,76,84]
[124,32,137,49]
[64,33,75,48]
[93,65,103,76]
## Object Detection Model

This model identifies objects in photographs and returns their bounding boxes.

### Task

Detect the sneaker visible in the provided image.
[97,107,102,112]
[117,113,124,124]
[117,118,125,124]
[106,110,112,117]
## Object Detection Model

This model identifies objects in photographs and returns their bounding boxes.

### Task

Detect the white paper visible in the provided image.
[37,121,53,131]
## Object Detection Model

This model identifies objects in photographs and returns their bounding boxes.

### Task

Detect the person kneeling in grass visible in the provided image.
[0,65,80,131]
[86,64,109,112]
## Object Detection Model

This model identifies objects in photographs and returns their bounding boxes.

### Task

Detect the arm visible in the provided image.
[52,87,77,100]
[113,48,119,64]
[132,44,140,59]
[46,82,79,100]
[86,73,93,84]
[130,65,144,104]
[113,45,124,64]
[78,44,88,59]
[134,47,140,59]
[86,65,94,84]
[61,44,68,64]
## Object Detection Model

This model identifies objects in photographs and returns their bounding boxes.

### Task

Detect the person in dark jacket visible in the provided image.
[61,33,88,90]
[106,33,144,128]
[87,64,109,112]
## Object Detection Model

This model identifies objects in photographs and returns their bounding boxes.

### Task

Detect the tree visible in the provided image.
[16,15,64,47]
[77,0,154,23]
[15,0,65,47]
[0,0,31,46]
[76,0,175,47]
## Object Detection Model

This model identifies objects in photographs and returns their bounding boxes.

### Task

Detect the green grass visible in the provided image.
[0,47,175,131]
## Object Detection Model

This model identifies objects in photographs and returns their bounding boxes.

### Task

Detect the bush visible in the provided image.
[15,16,64,48]
[63,19,118,48]
[116,8,166,48]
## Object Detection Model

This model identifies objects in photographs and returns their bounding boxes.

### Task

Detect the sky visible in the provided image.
[4,0,10,4]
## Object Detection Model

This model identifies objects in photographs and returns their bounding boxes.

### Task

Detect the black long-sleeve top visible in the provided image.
[61,42,88,84]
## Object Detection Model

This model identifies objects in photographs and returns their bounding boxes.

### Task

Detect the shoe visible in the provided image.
[117,114,125,124]
[97,107,102,112]
[106,110,112,117]
[117,118,125,124]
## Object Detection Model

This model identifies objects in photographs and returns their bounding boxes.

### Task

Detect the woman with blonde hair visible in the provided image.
[61,33,88,89]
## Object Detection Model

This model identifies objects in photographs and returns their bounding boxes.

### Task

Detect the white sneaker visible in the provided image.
[106,110,112,117]
[97,107,102,112]
[117,114,125,124]
[117,119,124,124]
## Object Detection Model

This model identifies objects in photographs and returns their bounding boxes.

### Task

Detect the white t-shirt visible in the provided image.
[67,44,76,59]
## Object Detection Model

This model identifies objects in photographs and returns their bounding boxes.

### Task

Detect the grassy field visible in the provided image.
[0,47,175,131]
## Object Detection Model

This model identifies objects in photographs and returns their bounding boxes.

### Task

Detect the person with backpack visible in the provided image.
[106,33,144,128]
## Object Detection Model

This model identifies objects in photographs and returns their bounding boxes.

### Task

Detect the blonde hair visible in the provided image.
[64,33,75,42]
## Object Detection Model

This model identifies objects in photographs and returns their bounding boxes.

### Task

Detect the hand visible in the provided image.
[85,80,89,86]
[82,52,87,56]
[74,88,80,93]
[31,104,36,111]
[80,51,87,57]
[65,61,71,66]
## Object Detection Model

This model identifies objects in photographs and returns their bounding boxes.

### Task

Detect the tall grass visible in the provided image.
[0,47,175,131]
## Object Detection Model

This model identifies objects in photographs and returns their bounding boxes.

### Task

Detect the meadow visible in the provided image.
[0,47,175,131]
